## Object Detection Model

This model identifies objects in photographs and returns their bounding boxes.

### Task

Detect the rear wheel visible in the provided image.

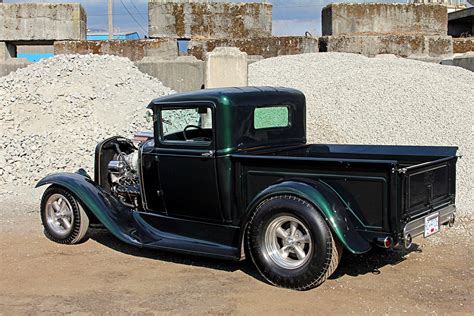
[40,186,89,244]
[247,195,342,290]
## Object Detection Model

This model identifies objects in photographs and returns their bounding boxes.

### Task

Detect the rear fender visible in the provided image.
[242,180,371,255]
[36,172,142,246]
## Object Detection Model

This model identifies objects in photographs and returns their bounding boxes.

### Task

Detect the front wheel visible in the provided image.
[40,186,89,244]
[247,195,342,290]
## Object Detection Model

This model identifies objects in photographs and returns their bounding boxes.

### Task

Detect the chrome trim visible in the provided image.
[403,204,456,239]
[138,142,148,210]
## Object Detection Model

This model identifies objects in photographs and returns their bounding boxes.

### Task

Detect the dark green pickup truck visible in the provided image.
[37,87,457,290]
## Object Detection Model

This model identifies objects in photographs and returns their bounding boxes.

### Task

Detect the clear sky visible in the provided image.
[5,0,462,36]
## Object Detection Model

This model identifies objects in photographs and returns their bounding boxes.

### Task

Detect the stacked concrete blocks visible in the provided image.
[148,0,272,39]
[0,3,86,41]
[321,3,453,59]
[0,3,86,76]
[54,39,178,62]
[188,36,318,60]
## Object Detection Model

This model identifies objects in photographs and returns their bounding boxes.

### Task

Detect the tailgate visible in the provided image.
[400,156,457,220]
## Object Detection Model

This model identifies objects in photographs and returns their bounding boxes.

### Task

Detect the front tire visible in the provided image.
[247,195,342,290]
[40,186,89,244]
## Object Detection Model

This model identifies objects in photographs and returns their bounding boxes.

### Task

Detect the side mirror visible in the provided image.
[145,109,153,123]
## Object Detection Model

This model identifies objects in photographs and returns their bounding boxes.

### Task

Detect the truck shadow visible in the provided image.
[329,245,422,279]
[89,228,421,283]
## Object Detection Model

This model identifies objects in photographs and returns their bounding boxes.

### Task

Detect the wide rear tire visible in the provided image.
[40,186,89,244]
[247,195,342,290]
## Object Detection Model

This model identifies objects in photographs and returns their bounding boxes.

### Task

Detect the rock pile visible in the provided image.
[249,53,474,213]
[0,54,173,186]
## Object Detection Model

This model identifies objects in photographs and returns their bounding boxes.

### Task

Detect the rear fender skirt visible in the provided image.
[36,172,144,246]
[242,180,372,255]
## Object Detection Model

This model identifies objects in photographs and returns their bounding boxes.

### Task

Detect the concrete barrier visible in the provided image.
[54,39,178,62]
[322,4,448,36]
[0,3,86,41]
[205,47,247,88]
[136,56,204,92]
[453,52,474,71]
[148,0,272,39]
[320,35,453,58]
[0,59,31,77]
[188,36,318,60]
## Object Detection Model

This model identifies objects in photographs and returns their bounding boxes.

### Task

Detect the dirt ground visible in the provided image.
[1,190,473,315]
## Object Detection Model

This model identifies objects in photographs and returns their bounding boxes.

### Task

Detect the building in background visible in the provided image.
[87,32,140,41]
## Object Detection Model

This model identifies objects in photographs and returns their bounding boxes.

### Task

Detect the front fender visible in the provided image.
[242,180,371,254]
[36,172,142,246]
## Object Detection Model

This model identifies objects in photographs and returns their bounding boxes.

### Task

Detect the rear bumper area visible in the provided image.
[403,203,456,241]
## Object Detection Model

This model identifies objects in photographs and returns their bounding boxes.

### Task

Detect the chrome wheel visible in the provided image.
[45,193,74,237]
[264,215,313,269]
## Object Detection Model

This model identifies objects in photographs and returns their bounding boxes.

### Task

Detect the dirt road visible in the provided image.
[1,194,473,315]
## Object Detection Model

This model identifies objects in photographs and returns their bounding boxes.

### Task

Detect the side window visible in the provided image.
[254,106,290,129]
[160,107,213,144]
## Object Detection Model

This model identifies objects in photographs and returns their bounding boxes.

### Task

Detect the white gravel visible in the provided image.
[249,53,474,213]
[0,54,173,187]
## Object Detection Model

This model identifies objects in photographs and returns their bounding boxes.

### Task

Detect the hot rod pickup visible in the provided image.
[37,87,457,290]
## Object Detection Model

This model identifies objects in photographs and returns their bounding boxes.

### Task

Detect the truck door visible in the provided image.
[154,104,222,222]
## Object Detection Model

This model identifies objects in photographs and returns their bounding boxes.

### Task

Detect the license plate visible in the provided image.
[424,212,440,237]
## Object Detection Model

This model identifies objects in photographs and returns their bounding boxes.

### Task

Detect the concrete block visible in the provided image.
[0,3,86,41]
[205,47,247,88]
[188,36,318,60]
[453,52,474,71]
[322,3,448,36]
[54,39,178,62]
[148,0,272,39]
[320,34,453,58]
[453,38,474,53]
[136,56,204,92]
[0,59,31,77]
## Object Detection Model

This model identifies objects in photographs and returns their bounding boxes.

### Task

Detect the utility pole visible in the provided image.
[108,0,113,39]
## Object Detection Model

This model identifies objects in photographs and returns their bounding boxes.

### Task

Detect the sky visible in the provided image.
[4,0,470,36]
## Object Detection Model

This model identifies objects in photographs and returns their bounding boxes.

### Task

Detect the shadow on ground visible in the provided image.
[89,228,421,285]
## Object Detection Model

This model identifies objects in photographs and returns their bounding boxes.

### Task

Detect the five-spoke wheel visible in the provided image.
[40,186,89,244]
[264,216,312,269]
[247,195,342,290]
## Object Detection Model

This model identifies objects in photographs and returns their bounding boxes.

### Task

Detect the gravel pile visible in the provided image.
[249,53,474,213]
[0,54,173,187]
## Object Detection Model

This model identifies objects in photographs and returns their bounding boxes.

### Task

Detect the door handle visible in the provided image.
[201,150,214,157]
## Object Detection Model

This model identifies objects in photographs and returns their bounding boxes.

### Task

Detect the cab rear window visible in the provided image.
[254,106,290,129]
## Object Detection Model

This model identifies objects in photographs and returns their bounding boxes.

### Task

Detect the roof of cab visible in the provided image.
[147,86,304,108]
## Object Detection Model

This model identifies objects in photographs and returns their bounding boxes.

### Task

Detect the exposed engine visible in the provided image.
[96,136,143,209]
[108,149,141,208]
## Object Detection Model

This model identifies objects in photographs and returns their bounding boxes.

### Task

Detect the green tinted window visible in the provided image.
[254,106,289,129]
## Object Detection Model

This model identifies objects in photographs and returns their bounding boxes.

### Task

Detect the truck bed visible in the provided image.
[232,144,457,239]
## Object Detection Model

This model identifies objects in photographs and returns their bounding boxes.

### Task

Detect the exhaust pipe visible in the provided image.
[448,213,455,227]
[403,234,412,249]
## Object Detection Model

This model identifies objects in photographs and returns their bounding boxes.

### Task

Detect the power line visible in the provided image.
[127,0,148,25]
[118,0,147,34]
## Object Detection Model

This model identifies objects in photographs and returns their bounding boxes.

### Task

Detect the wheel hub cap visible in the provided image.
[45,193,74,237]
[264,215,313,269]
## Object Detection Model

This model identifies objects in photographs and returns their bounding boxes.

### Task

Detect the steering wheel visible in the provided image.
[183,125,203,141]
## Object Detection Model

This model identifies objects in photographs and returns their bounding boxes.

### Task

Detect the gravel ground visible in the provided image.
[249,53,474,214]
[0,54,173,187]
[0,198,472,314]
